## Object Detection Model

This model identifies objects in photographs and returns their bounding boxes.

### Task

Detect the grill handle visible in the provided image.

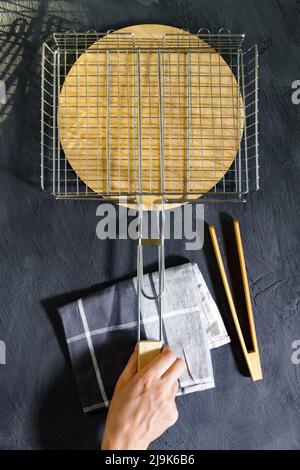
[136,205,165,369]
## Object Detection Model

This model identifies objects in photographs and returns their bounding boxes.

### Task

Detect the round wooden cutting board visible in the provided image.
[59,24,244,210]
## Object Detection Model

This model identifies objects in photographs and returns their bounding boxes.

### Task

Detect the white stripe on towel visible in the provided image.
[77,298,109,408]
[83,402,108,413]
[67,305,200,344]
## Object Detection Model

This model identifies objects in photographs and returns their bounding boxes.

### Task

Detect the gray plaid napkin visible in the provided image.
[58,263,230,413]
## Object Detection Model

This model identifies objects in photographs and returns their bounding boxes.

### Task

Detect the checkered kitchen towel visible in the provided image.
[58,263,230,413]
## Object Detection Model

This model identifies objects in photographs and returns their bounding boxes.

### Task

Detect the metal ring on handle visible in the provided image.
[137,201,165,299]
[137,199,165,342]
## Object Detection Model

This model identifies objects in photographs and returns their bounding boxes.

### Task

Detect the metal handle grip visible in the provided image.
[137,203,165,343]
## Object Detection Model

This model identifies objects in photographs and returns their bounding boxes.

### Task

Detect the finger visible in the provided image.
[162,357,186,384]
[141,345,177,378]
[170,380,179,397]
[116,345,138,387]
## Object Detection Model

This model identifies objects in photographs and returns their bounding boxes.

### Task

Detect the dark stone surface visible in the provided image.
[0,0,299,450]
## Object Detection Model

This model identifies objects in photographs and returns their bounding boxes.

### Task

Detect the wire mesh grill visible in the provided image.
[41,30,259,203]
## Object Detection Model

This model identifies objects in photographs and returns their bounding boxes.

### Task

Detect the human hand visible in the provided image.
[101,344,185,450]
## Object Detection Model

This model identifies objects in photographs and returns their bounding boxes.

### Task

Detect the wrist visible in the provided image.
[101,429,149,450]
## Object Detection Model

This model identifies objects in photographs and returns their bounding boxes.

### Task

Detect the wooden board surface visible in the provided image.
[59,24,244,210]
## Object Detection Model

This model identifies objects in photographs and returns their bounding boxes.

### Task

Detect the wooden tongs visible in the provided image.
[209,219,263,381]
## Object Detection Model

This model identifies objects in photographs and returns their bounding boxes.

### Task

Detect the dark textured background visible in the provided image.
[0,0,300,450]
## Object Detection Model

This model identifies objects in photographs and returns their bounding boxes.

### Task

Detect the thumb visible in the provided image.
[115,344,138,390]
